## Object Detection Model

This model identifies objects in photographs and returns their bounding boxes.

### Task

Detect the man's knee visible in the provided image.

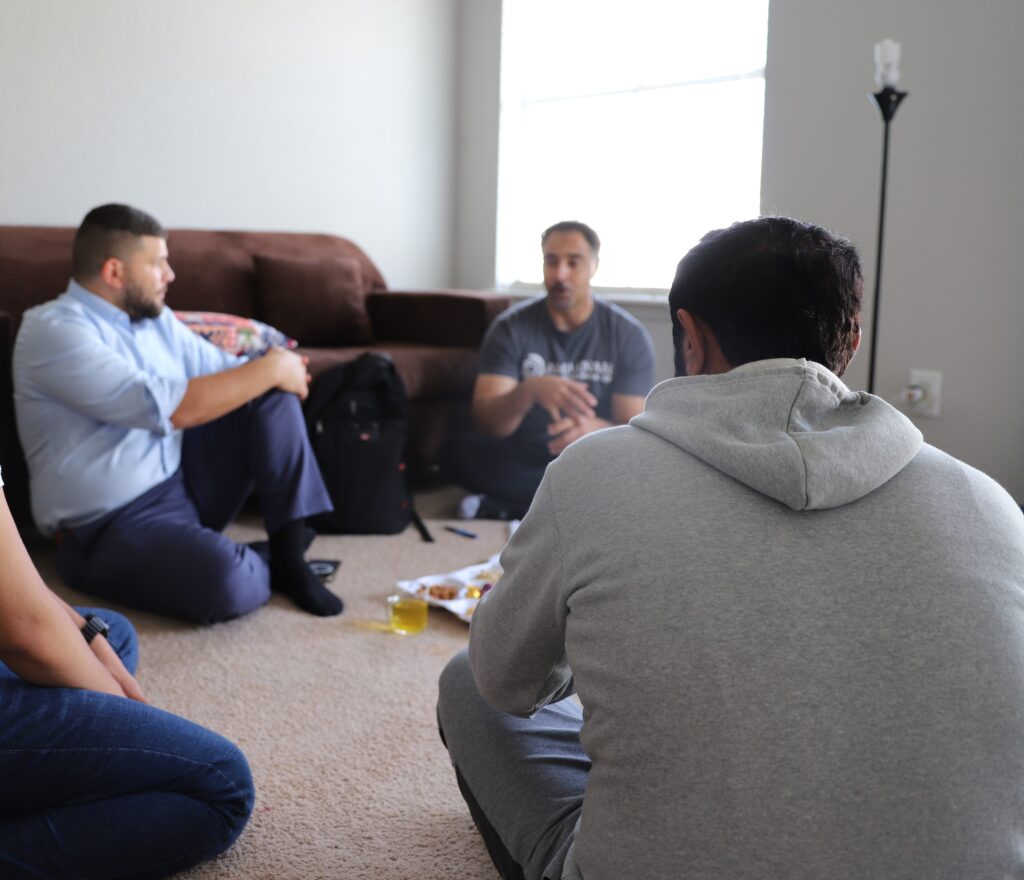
[182,543,271,624]
[200,573,270,624]
[163,722,255,857]
[204,735,256,849]
[251,388,303,424]
[437,649,476,745]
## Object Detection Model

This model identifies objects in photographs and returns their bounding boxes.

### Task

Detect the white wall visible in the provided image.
[0,0,457,289]
[763,0,1024,500]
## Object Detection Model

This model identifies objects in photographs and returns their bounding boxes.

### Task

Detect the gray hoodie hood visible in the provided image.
[631,358,923,511]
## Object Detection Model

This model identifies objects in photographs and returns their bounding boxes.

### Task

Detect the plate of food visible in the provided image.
[395,553,503,623]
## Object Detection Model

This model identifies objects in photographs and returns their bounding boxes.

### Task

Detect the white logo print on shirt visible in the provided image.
[522,353,547,378]
[520,353,614,384]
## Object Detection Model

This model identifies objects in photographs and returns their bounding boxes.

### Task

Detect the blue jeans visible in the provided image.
[0,608,254,879]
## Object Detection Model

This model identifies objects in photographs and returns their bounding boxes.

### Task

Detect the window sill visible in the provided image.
[494,284,668,310]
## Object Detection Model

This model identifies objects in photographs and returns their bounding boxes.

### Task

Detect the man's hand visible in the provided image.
[546,414,612,456]
[173,347,313,429]
[525,376,597,423]
[471,373,599,439]
[91,636,148,703]
[264,347,312,400]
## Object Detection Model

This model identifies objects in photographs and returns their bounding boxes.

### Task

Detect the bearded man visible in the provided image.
[439,220,656,520]
[13,204,342,622]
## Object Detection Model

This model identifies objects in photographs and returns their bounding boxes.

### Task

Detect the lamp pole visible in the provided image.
[867,40,907,395]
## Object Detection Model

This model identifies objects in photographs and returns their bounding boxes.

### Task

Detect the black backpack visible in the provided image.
[304,353,429,538]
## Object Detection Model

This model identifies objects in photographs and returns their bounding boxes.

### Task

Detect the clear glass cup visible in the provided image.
[387,594,428,635]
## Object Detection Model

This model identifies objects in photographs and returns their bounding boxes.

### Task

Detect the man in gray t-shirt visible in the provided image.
[439,221,656,519]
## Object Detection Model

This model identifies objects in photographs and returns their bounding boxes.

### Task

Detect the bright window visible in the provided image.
[496,0,769,290]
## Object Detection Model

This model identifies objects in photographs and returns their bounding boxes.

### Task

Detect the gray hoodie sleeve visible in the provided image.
[468,474,575,715]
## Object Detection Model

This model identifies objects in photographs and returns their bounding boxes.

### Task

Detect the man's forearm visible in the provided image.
[472,383,535,438]
[171,356,278,430]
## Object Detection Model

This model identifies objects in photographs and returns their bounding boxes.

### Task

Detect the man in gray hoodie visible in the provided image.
[437,217,1024,880]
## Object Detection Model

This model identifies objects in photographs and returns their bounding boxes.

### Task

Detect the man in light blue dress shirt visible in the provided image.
[13,204,341,622]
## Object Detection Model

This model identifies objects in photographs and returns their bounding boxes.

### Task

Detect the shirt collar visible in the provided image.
[67,279,133,329]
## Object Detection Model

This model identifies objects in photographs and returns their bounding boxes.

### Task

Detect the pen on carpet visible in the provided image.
[444,525,478,539]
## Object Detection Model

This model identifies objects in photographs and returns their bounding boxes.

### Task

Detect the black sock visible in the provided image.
[269,519,343,617]
[246,525,316,563]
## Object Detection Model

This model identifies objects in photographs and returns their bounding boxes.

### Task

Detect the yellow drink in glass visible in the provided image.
[387,595,428,635]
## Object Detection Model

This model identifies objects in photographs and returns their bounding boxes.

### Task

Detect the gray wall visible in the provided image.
[762,0,1024,499]
[452,0,501,291]
[0,0,458,289]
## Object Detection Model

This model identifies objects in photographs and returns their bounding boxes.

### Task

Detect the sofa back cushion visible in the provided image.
[0,225,388,327]
[0,227,76,338]
[163,230,257,316]
[164,229,387,323]
[254,254,375,346]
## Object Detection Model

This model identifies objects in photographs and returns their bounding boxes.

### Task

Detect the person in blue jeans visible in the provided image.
[0,473,254,879]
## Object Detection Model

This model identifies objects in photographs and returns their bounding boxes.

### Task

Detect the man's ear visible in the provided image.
[99,256,125,289]
[676,308,707,376]
[851,326,862,354]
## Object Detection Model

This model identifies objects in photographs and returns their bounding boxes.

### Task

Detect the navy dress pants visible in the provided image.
[56,390,332,623]
[0,609,254,880]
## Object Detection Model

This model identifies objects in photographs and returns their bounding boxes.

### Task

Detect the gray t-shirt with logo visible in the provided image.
[478,296,656,446]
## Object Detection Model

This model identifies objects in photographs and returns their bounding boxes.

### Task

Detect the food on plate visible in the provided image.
[397,551,504,624]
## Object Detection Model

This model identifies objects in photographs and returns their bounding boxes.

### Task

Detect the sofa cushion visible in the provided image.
[163,230,257,317]
[367,290,511,348]
[254,255,374,346]
[0,257,75,337]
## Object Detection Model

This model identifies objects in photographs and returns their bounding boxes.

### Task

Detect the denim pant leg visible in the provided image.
[183,388,332,534]
[437,650,589,880]
[0,610,254,880]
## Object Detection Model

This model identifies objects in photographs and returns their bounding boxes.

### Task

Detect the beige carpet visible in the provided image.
[30,486,503,880]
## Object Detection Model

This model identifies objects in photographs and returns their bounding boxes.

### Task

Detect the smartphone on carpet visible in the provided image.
[309,559,342,582]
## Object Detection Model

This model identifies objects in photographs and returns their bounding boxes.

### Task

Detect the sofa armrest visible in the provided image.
[367,290,510,348]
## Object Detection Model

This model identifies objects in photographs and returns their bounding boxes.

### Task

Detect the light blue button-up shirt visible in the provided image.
[13,280,242,535]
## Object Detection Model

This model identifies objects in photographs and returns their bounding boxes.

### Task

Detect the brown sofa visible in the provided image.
[0,226,510,527]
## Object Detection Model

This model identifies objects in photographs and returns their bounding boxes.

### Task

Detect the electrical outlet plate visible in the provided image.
[908,369,942,417]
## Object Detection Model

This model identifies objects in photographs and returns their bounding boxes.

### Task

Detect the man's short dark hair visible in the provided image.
[72,204,166,281]
[541,220,600,257]
[668,217,863,376]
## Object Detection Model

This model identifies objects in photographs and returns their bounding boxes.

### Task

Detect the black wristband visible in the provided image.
[80,614,110,644]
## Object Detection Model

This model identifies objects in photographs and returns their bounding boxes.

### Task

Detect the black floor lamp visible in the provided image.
[867,39,908,395]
